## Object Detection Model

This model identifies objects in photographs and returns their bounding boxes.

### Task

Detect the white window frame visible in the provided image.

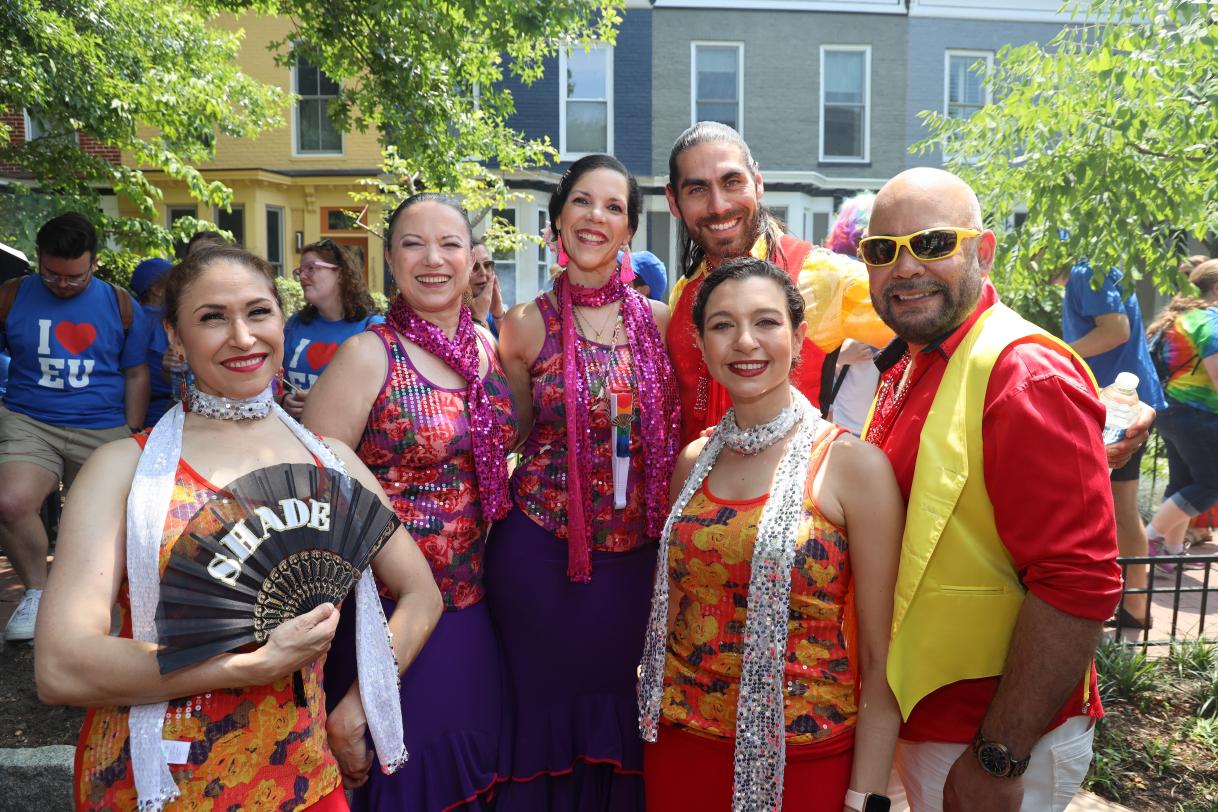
[818,45,871,164]
[943,50,994,120]
[23,108,79,143]
[690,41,744,133]
[558,44,614,161]
[23,109,47,141]
[291,54,344,157]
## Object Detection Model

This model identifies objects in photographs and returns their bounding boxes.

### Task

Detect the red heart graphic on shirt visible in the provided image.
[305,341,339,370]
[54,322,97,355]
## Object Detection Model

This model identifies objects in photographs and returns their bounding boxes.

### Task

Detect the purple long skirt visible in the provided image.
[484,507,653,812]
[324,596,505,811]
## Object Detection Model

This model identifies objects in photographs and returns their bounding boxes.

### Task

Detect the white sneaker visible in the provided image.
[4,589,42,642]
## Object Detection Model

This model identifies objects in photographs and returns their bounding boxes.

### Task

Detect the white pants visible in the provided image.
[891,715,1095,811]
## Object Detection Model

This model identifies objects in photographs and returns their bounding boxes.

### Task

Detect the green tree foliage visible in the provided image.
[1,0,285,275]
[3,0,623,275]
[228,0,624,250]
[915,0,1218,298]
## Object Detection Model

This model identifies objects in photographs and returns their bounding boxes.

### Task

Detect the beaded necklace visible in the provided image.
[186,384,274,421]
[574,309,623,399]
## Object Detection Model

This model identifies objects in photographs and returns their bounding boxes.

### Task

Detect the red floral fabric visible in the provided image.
[358,324,516,610]
[75,459,340,812]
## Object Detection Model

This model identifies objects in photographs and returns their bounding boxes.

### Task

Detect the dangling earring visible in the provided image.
[619,249,635,284]
[556,235,570,267]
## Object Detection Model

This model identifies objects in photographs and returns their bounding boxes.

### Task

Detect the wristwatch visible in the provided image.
[972,732,1031,778]
[844,789,891,812]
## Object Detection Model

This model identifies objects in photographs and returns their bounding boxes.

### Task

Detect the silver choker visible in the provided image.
[187,383,274,421]
[719,398,804,455]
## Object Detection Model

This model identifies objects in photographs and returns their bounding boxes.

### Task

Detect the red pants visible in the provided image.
[308,786,350,811]
[644,723,854,811]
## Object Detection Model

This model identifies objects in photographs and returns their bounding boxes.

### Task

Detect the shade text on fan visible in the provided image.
[207,498,333,586]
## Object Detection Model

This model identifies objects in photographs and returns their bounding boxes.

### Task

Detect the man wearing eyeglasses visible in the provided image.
[0,213,151,642]
[859,168,1146,812]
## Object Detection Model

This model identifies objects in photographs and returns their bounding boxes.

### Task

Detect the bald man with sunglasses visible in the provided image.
[859,168,1149,812]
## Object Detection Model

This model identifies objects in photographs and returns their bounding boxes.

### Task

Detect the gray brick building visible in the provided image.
[492,0,1081,303]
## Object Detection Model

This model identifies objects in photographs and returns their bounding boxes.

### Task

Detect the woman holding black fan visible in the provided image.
[303,194,517,811]
[35,246,442,812]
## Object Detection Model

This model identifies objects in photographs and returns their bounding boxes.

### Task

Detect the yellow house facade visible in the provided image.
[123,13,389,292]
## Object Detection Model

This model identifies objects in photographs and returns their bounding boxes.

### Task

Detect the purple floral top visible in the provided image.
[358,323,516,610]
[511,294,650,552]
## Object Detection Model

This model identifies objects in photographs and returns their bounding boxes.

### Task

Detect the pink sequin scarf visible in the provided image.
[386,297,510,521]
[556,270,679,582]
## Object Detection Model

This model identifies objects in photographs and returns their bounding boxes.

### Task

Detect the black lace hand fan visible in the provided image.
[155,462,399,674]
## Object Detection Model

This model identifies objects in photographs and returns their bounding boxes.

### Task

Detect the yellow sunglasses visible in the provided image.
[858,227,982,267]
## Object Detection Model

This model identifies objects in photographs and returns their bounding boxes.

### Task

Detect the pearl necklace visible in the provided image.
[187,383,274,421]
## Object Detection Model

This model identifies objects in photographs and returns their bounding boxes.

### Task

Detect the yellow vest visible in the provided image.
[879,303,1097,720]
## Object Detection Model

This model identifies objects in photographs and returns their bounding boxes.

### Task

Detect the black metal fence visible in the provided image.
[1110,553,1218,645]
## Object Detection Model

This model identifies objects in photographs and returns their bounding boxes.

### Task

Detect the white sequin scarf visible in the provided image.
[126,394,407,811]
[638,387,822,812]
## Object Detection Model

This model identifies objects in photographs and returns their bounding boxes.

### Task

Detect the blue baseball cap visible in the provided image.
[630,251,667,301]
[131,257,173,298]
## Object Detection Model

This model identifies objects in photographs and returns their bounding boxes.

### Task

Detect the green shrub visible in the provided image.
[1096,639,1158,708]
[275,276,304,317]
[1169,639,1218,681]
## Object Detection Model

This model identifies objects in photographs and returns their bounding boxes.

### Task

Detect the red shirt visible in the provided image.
[870,283,1122,743]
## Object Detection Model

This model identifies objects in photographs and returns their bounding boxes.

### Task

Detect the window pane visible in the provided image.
[696,47,738,101]
[298,99,321,151]
[318,109,342,152]
[266,208,283,271]
[295,56,318,96]
[645,211,672,290]
[215,207,245,247]
[949,56,986,106]
[824,51,865,104]
[696,102,737,130]
[824,105,864,157]
[318,71,341,96]
[167,206,196,226]
[538,211,552,290]
[566,100,608,153]
[566,47,607,100]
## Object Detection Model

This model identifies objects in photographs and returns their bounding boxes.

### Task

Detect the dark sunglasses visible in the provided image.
[858,227,981,267]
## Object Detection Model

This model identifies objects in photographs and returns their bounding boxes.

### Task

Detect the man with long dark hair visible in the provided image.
[664,122,892,444]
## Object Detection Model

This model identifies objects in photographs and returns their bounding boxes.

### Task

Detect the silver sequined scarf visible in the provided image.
[126,393,407,811]
[638,387,821,812]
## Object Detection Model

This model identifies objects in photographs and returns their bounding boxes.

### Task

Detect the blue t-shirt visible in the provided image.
[1,276,151,428]
[143,303,176,426]
[1062,261,1166,410]
[283,311,383,391]
[0,351,9,400]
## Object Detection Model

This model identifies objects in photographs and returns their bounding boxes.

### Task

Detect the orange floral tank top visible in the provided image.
[661,426,857,745]
[74,451,340,811]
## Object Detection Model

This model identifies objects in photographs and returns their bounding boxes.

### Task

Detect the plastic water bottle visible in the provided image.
[1100,371,1140,446]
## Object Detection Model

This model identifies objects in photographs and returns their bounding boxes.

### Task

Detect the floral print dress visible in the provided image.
[357,323,516,609]
[660,425,858,745]
[75,452,340,812]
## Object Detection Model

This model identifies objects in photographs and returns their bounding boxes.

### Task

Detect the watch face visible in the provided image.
[864,796,891,812]
[976,741,1012,777]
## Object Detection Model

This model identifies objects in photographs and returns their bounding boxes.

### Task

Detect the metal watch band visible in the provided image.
[972,732,1032,778]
